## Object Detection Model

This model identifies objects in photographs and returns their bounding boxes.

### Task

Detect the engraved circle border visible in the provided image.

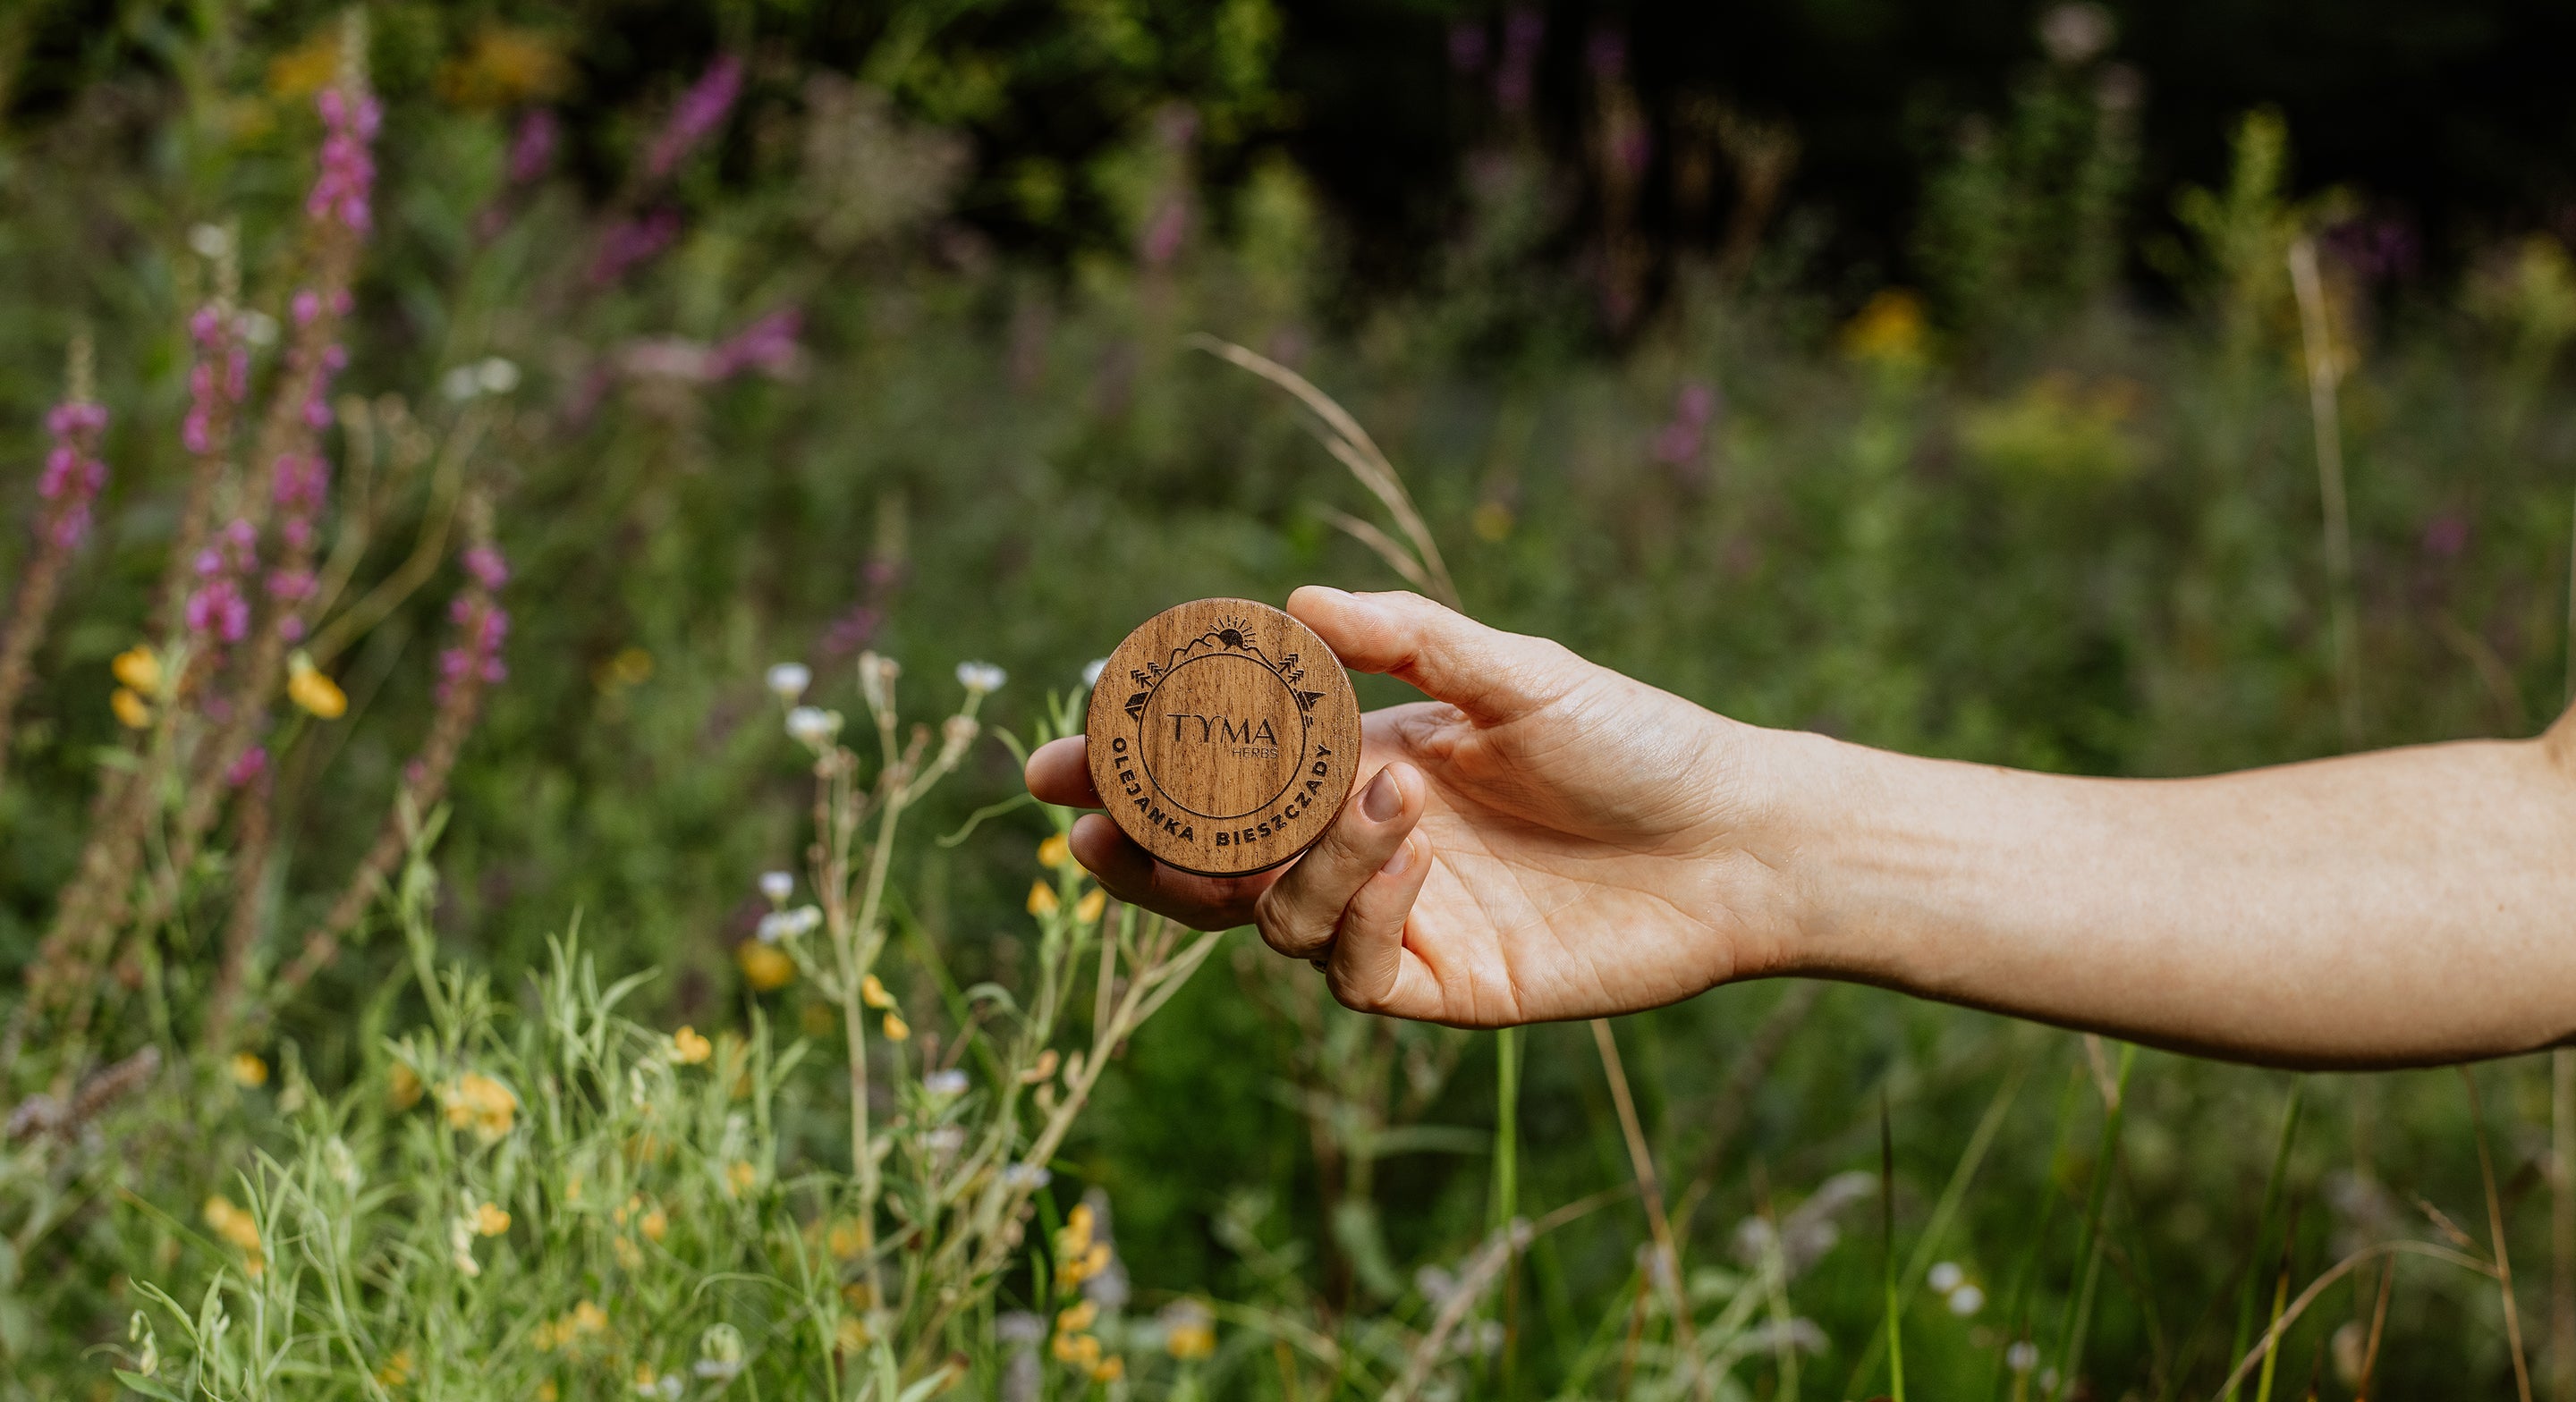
[1133,650,1309,823]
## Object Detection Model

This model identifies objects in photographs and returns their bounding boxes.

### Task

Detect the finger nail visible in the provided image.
[1361,767,1403,822]
[1379,834,1417,879]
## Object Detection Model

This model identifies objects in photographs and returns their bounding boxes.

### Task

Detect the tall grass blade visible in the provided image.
[2228,1082,2305,1401]
[2051,1041,2135,1400]
[1883,1090,1907,1402]
[1184,333,1461,610]
[2465,1066,2539,1402]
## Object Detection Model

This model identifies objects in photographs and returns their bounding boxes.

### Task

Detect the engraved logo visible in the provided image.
[1127,615,1316,822]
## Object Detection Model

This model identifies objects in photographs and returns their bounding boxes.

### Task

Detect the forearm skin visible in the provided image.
[1760,714,2576,1069]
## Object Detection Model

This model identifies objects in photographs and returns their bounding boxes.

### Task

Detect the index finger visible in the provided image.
[1024,735,1103,808]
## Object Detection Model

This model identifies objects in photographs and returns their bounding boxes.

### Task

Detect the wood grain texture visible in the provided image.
[1086,597,1362,876]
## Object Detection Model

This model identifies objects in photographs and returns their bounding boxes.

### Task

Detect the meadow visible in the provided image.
[2,5,2574,1398]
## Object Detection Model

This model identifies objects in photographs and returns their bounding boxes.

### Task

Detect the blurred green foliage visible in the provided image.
[1,4,2574,1398]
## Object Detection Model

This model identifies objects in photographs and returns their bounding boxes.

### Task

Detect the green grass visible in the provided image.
[2,12,2574,1399]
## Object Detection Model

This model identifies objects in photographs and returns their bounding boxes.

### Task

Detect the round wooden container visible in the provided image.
[1086,597,1363,876]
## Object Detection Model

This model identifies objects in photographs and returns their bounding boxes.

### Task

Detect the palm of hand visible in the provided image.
[1356,675,1755,1025]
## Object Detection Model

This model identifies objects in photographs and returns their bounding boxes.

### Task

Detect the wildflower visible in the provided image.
[376,1349,412,1388]
[1027,882,1060,916]
[1037,832,1072,870]
[785,705,839,747]
[956,660,1006,695]
[925,1125,967,1157]
[672,1026,713,1064]
[1082,657,1108,688]
[1074,888,1106,924]
[38,398,109,549]
[1949,1282,1987,1315]
[1004,1163,1051,1191]
[1927,1261,1963,1293]
[476,357,521,394]
[861,974,894,1009]
[643,54,744,180]
[227,746,268,788]
[188,223,232,258]
[756,904,820,942]
[1091,1356,1125,1383]
[2005,1340,2040,1372]
[765,662,811,702]
[324,1136,362,1191]
[388,1062,423,1110]
[229,1052,269,1087]
[614,1235,644,1269]
[726,1160,759,1195]
[694,1322,747,1381]
[925,1068,969,1097]
[111,688,152,730]
[1055,1204,1114,1290]
[438,1072,519,1143]
[537,1384,556,1402]
[835,1315,870,1353]
[1161,1299,1216,1361]
[1842,288,1928,367]
[1057,1299,1098,1333]
[203,1195,262,1252]
[633,1364,684,1400]
[737,941,796,991]
[442,365,483,401]
[759,869,794,903]
[640,1207,668,1242]
[111,646,162,696]
[1051,1330,1102,1369]
[287,652,348,719]
[881,1012,910,1043]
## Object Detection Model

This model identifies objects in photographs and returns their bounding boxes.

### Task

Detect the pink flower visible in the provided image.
[227,746,268,787]
[507,109,561,185]
[643,55,743,180]
[36,399,109,548]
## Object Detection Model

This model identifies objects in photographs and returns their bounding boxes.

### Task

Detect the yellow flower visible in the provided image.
[671,1025,713,1064]
[470,1201,511,1237]
[880,1012,910,1043]
[726,1160,759,1195]
[737,941,796,991]
[1842,288,1928,367]
[1165,1320,1216,1361]
[537,1383,558,1402]
[1073,888,1106,924]
[1091,1356,1126,1383]
[640,1207,668,1242]
[202,1195,262,1251]
[1056,1300,1098,1333]
[614,1235,643,1269]
[111,688,152,730]
[435,25,570,111]
[1051,1330,1102,1368]
[860,974,894,1009]
[266,29,338,97]
[1027,881,1060,916]
[835,1315,871,1353]
[229,1052,269,1087]
[438,1072,519,1143]
[376,1348,413,1388]
[112,646,163,696]
[827,1219,867,1260]
[388,1062,423,1111]
[287,652,348,719]
[1037,832,1072,869]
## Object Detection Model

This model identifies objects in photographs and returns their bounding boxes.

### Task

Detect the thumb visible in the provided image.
[1287,587,1581,723]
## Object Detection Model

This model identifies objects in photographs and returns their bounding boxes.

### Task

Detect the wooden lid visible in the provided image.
[1086,597,1362,876]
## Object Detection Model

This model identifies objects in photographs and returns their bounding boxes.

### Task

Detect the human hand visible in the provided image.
[1022,587,1808,1025]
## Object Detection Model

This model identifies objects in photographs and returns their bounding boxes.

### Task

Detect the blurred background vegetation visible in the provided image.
[2,0,2573,1397]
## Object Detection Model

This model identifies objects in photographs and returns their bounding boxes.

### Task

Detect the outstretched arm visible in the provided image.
[1025,587,2576,1068]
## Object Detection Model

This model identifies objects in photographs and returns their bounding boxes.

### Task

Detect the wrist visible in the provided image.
[1708,721,1906,985]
